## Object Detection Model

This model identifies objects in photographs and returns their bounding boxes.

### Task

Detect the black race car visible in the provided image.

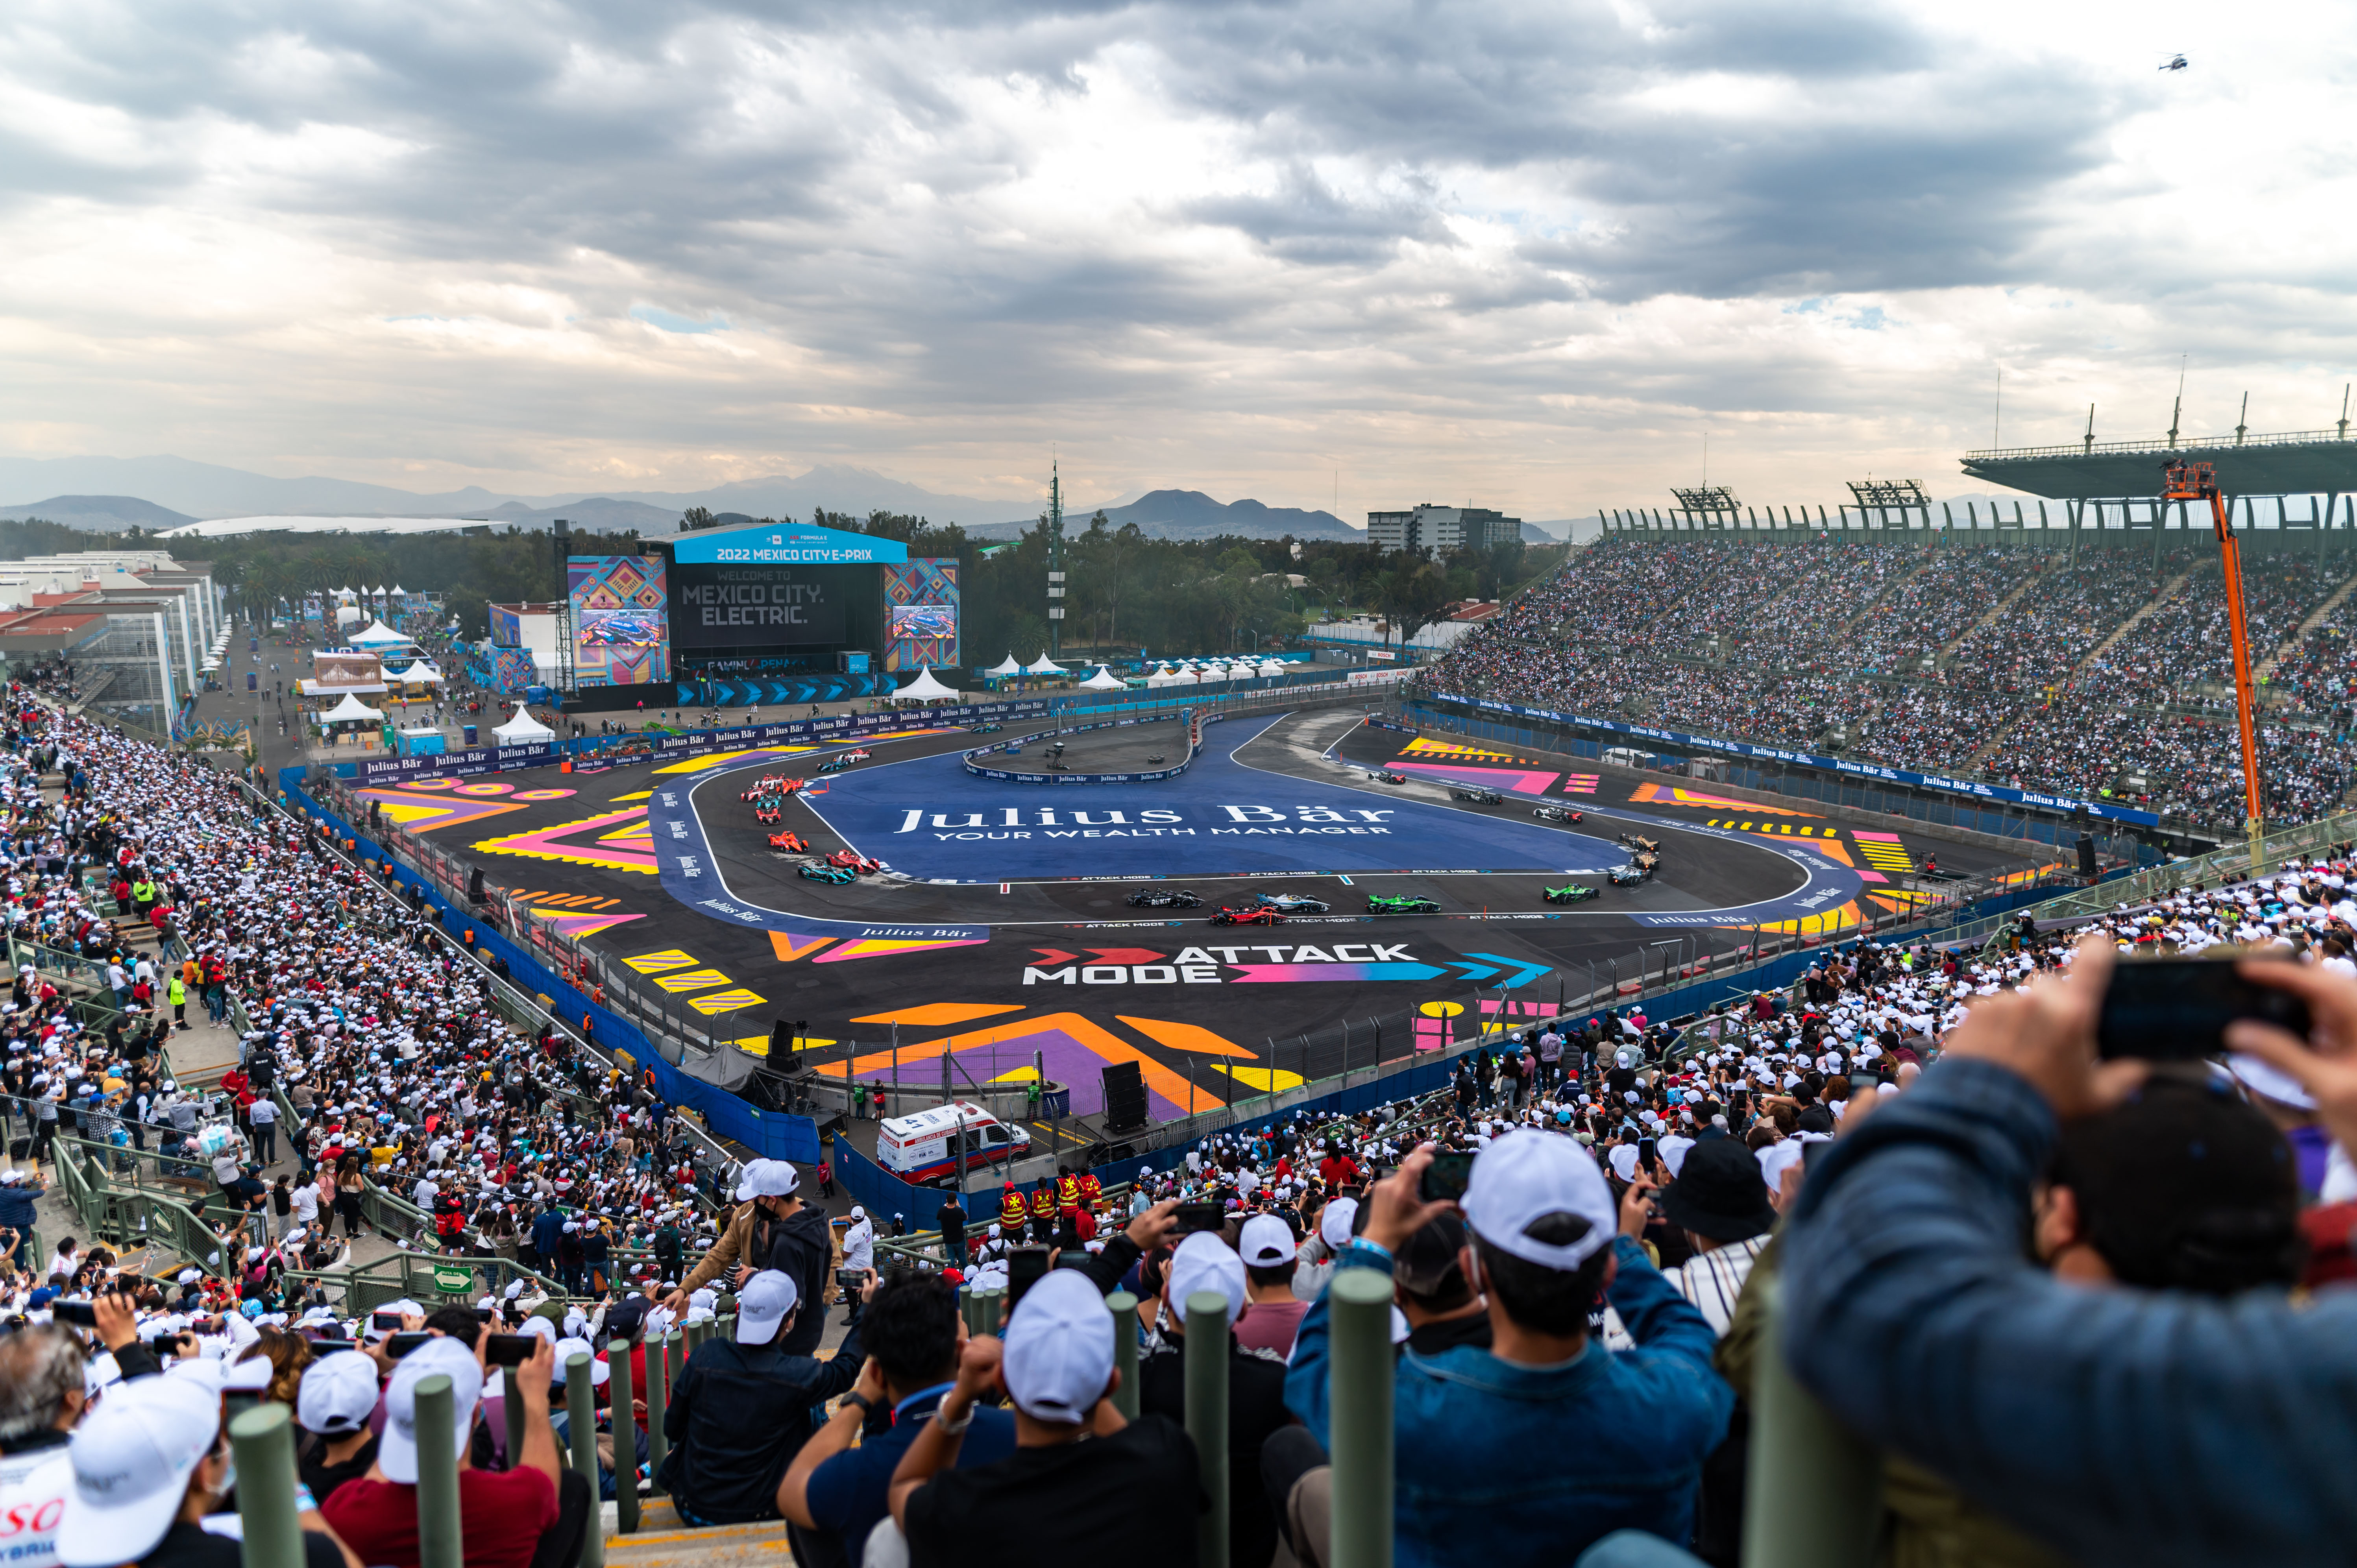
[1449,787,1506,805]
[1373,771,1408,784]
[1126,888,1203,908]
[1533,805,1584,824]
[1543,883,1599,905]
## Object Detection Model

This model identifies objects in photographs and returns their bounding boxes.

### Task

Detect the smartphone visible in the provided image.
[475,1308,496,1324]
[2098,956,2312,1061]
[1174,1203,1226,1236]
[371,1310,404,1332]
[385,1332,433,1359]
[1006,1247,1050,1309]
[835,1268,869,1289]
[1418,1151,1475,1204]
[1637,1137,1659,1171]
[49,1300,98,1328]
[484,1333,537,1367]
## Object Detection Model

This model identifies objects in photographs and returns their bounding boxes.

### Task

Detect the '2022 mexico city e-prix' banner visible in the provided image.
[1431,693,2163,827]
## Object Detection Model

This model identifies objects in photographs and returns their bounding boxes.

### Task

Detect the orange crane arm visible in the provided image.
[2163,462,2265,830]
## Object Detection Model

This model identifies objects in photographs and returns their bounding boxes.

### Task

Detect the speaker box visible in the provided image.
[2075,833,2098,879]
[1100,1061,1147,1131]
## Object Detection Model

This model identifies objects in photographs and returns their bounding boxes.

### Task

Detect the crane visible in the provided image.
[2161,460,2266,872]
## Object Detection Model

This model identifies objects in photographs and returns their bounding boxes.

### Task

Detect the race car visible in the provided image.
[817,756,854,774]
[1617,833,1661,855]
[969,723,1003,734]
[1373,771,1408,785]
[799,862,857,885]
[1366,894,1439,915]
[1544,883,1600,905]
[1607,861,1655,887]
[1533,805,1584,824]
[1254,893,1331,914]
[1209,905,1285,926]
[1126,888,1203,908]
[839,748,872,762]
[1449,787,1506,805]
[752,796,784,826]
[767,829,809,852]
[825,849,885,875]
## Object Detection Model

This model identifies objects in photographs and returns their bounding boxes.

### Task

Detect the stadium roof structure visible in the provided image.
[1960,428,2357,499]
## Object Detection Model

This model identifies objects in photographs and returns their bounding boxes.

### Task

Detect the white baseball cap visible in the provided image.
[379,1337,484,1483]
[1459,1128,1618,1271]
[56,1376,221,1567]
[734,1160,798,1201]
[1237,1213,1296,1269]
[1001,1270,1114,1424]
[1317,1198,1358,1250]
[734,1269,799,1345]
[552,1337,609,1387]
[1167,1232,1248,1330]
[297,1349,381,1436]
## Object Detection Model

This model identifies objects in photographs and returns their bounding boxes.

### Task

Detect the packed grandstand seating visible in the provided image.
[1431,534,2357,833]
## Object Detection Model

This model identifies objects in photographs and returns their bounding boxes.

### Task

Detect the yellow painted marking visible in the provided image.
[624,950,700,975]
[609,790,652,801]
[652,968,733,994]
[686,988,768,1015]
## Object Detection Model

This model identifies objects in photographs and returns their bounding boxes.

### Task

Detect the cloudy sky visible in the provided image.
[2,0,2351,518]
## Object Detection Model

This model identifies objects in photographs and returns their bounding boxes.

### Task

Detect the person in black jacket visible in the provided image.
[661,1268,870,1527]
[663,1159,836,1356]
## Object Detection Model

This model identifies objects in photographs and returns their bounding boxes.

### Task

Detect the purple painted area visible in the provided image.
[850,1027,1197,1122]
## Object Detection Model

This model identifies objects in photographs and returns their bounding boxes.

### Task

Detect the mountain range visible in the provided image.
[0,453,1377,544]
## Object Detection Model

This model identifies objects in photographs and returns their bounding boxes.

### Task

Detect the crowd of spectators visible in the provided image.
[1429,534,2357,835]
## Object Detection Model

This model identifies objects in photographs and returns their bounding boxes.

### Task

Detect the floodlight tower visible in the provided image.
[1046,460,1065,659]
[2163,460,2266,871]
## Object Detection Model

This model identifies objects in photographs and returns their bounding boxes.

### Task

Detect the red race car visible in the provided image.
[1209,905,1285,926]
[752,799,784,826]
[839,748,872,762]
[825,849,884,875]
[767,830,809,852]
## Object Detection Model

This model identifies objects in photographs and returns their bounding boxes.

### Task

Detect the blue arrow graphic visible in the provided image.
[1462,953,1552,989]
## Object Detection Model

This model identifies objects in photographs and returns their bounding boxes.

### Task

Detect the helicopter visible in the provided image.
[2158,53,2187,70]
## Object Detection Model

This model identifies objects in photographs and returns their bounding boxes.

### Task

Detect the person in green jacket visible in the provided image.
[168,974,187,1029]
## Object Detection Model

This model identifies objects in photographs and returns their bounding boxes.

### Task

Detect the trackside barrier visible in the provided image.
[277,768,819,1166]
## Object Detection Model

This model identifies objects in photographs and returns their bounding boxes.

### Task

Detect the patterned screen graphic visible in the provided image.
[568,555,672,687]
[882,558,959,672]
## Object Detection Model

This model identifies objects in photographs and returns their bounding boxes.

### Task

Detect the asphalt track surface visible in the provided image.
[368,708,2038,1145]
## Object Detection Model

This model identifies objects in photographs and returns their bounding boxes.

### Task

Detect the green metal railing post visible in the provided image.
[228,1403,306,1568]
[643,1330,671,1496]
[1107,1291,1140,1420]
[1741,1280,1880,1568]
[1329,1270,1394,1568]
[1184,1291,1231,1568]
[565,1352,605,1568]
[503,1364,527,1477]
[412,1374,464,1568]
[609,1339,639,1534]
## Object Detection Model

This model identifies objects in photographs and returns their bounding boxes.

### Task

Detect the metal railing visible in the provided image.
[1965,426,2354,462]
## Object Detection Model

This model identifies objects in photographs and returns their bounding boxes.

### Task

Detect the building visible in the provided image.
[1365,504,1522,555]
[0,551,226,725]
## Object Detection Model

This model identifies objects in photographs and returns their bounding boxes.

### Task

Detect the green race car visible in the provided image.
[1366,894,1440,914]
[1543,883,1599,905]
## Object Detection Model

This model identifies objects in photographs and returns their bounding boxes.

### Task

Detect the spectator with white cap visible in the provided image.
[660,1266,870,1528]
[294,1349,381,1504]
[663,1159,834,1356]
[1139,1229,1295,1568]
[54,1374,353,1568]
[1288,1196,1357,1303]
[1233,1212,1309,1357]
[890,1268,1198,1568]
[1284,1134,1730,1566]
[320,1330,582,1568]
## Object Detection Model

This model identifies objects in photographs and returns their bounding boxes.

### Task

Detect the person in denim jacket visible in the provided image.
[1285,1133,1731,1567]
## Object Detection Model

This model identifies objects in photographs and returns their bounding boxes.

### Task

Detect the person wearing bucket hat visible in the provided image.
[1655,1138,1776,1337]
[891,1269,1199,1567]
[1281,1137,1730,1568]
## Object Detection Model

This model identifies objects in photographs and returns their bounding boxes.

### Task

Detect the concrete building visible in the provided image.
[1365,504,1522,555]
[0,552,224,726]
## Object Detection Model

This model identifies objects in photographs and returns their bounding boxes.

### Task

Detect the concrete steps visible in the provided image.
[1961,563,2200,767]
[2257,567,2357,681]
[1934,562,2052,668]
[603,1500,791,1568]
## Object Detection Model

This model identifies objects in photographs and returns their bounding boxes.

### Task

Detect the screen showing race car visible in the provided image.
[889,602,956,640]
[567,554,672,686]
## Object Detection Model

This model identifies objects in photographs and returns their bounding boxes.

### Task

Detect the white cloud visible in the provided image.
[0,0,2350,517]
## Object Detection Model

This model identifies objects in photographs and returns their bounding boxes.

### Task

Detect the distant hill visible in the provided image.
[969,489,1362,542]
[0,494,200,530]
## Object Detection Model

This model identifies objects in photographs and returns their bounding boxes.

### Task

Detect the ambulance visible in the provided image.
[876,1102,1032,1184]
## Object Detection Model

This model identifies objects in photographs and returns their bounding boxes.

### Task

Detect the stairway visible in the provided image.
[1933,561,2052,667]
[1960,563,2200,768]
[2257,566,2357,681]
[603,1500,791,1568]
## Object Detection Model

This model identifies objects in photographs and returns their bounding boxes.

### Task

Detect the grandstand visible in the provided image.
[1425,529,2357,845]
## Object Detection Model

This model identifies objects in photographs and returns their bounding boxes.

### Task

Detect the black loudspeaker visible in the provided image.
[2075,833,2098,879]
[771,1019,795,1056]
[467,866,486,903]
[1101,1062,1147,1131]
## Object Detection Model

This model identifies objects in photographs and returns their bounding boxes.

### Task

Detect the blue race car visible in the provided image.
[799,862,858,885]
[818,756,854,774]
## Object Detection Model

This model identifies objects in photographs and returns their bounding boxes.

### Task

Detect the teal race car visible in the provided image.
[1544,883,1599,905]
[800,862,858,885]
[1366,894,1440,914]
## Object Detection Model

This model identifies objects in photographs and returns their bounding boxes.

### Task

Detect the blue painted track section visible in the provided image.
[793,713,1628,882]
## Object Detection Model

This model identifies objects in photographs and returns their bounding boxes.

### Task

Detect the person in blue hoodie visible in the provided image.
[1284,1132,1732,1568]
